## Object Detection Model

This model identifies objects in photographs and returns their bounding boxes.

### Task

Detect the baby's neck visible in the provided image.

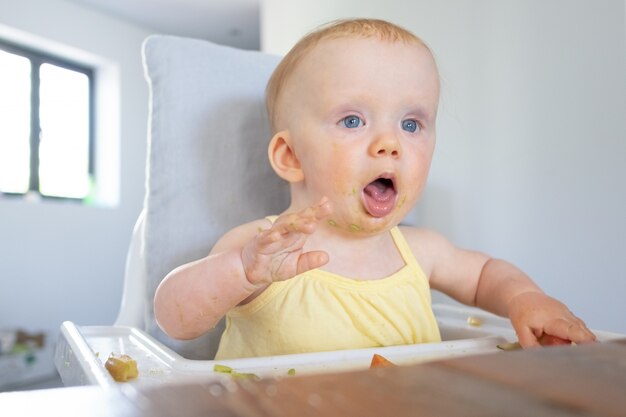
[306,225,405,281]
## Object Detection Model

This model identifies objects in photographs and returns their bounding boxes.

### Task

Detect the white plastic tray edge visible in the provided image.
[55,321,117,389]
[54,304,623,388]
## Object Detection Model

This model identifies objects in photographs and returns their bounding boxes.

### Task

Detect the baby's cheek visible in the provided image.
[318,157,352,193]
[330,177,354,197]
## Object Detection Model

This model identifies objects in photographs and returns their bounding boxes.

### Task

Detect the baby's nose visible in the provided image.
[369,133,401,158]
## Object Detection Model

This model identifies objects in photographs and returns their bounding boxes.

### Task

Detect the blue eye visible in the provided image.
[402,119,419,133]
[341,115,363,129]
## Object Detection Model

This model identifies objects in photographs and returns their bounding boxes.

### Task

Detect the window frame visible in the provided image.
[0,38,96,202]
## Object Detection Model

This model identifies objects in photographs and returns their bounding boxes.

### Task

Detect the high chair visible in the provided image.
[111,34,289,361]
[54,35,622,388]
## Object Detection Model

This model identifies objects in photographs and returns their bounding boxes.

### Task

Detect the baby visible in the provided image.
[154,18,596,359]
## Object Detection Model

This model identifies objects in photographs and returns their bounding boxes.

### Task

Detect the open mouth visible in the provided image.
[362,176,397,218]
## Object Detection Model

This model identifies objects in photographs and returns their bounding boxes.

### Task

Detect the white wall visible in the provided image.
[0,0,151,341]
[261,0,626,334]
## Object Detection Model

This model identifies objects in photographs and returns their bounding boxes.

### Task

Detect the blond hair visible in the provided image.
[266,18,432,132]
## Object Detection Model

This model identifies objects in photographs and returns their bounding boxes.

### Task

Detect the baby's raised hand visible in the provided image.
[241,197,333,287]
[507,291,596,348]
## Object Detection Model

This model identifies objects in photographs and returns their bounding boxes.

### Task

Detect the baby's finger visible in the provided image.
[274,199,332,235]
[543,318,595,345]
[253,228,303,255]
[561,321,596,344]
[572,317,597,343]
[272,216,316,236]
[310,196,333,220]
[538,334,571,346]
[296,250,329,275]
[516,326,541,348]
[541,318,573,342]
[289,197,333,229]
[254,229,282,246]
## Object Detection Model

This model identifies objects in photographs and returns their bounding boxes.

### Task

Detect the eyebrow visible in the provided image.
[323,93,438,123]
[409,104,437,124]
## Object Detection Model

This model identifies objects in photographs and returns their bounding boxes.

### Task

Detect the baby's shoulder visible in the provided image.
[397,226,458,277]
[397,225,456,257]
[210,217,273,254]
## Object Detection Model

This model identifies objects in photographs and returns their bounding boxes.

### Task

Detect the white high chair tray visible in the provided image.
[54,304,620,389]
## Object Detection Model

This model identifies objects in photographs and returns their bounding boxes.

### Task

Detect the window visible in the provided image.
[0,39,94,201]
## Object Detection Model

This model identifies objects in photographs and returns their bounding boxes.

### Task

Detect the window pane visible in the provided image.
[0,50,31,194]
[39,63,90,198]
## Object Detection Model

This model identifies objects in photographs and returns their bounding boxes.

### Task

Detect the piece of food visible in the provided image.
[105,353,138,382]
[213,363,259,380]
[230,371,260,379]
[213,364,234,373]
[496,342,522,351]
[287,368,296,376]
[370,353,395,368]
[466,316,483,327]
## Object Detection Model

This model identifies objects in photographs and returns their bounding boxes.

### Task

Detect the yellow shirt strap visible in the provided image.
[390,227,420,270]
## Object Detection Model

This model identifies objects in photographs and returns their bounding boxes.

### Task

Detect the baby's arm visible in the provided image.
[473,259,595,347]
[404,228,596,347]
[154,198,332,340]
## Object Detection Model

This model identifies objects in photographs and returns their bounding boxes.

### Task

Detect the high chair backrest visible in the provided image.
[117,35,289,359]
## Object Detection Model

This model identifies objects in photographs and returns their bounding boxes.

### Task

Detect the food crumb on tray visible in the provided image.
[105,352,139,382]
[370,353,395,368]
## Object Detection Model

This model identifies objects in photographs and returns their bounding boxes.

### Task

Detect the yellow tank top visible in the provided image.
[215,226,441,359]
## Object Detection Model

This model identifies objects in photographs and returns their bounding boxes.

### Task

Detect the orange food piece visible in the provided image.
[105,353,139,382]
[370,353,395,368]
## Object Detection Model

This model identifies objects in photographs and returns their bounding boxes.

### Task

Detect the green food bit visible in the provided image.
[213,364,234,373]
[214,364,259,380]
[287,368,296,376]
[327,219,337,227]
[349,224,361,232]
[231,371,260,380]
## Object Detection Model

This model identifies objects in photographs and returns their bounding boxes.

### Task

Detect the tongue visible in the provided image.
[363,180,396,218]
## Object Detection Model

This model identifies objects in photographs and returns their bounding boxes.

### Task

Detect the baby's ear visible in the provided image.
[268,130,304,183]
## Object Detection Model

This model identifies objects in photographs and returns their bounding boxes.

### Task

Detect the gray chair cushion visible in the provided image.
[142,35,289,359]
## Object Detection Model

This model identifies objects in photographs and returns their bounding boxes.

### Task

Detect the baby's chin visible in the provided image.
[324,205,405,235]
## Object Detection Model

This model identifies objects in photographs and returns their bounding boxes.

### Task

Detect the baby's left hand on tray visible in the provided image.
[507,291,597,348]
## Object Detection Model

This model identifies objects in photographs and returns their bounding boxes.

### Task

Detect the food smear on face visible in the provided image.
[105,353,139,382]
[362,178,396,217]
[370,353,396,368]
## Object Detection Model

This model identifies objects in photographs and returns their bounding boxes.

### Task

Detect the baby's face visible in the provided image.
[279,37,440,234]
